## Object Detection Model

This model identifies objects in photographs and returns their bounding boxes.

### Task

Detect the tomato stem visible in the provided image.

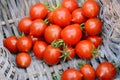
[77,60,87,69]
[91,47,99,57]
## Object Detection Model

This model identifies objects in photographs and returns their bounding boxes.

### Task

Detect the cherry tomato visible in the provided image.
[30,3,48,20]
[53,7,72,27]
[16,52,31,68]
[96,62,116,80]
[17,36,32,52]
[61,24,82,46]
[82,0,100,18]
[72,8,87,24]
[47,11,54,24]
[85,18,102,36]
[80,64,96,80]
[4,36,18,53]
[33,41,47,59]
[75,40,94,59]
[62,0,78,13]
[29,19,47,37]
[87,36,102,48]
[61,68,83,80]
[44,24,62,44]
[43,45,61,65]
[18,17,32,34]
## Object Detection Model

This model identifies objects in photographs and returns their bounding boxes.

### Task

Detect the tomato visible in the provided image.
[18,17,32,34]
[75,40,94,59]
[30,3,48,20]
[43,45,61,65]
[62,0,78,13]
[17,36,32,52]
[33,41,47,59]
[44,24,62,44]
[16,52,31,68]
[61,68,83,80]
[4,36,18,53]
[47,11,54,24]
[72,8,87,24]
[87,36,102,48]
[85,18,102,36]
[29,19,47,37]
[61,24,82,46]
[80,64,96,80]
[82,0,100,18]
[53,7,72,27]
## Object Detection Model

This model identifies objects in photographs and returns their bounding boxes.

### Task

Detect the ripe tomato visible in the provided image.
[80,64,96,80]
[75,40,94,59]
[72,8,87,24]
[87,36,102,48]
[43,45,61,65]
[53,7,72,27]
[82,0,100,18]
[17,36,32,52]
[18,17,32,34]
[44,24,62,44]
[96,62,116,80]
[30,3,48,20]
[4,36,18,53]
[16,52,31,68]
[33,41,47,59]
[85,18,102,36]
[29,19,47,37]
[47,11,54,24]
[62,0,78,13]
[61,68,83,80]
[61,24,82,46]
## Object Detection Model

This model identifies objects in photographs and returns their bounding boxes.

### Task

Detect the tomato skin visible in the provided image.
[82,0,100,18]
[61,24,82,46]
[29,19,47,37]
[33,41,47,59]
[53,7,72,27]
[44,24,62,44]
[72,8,87,24]
[80,64,96,80]
[96,62,116,80]
[43,45,61,65]
[18,17,32,34]
[30,3,48,20]
[85,18,102,36]
[16,52,31,68]
[47,11,54,24]
[4,36,18,53]
[61,68,83,80]
[62,0,78,13]
[17,36,32,52]
[75,40,94,59]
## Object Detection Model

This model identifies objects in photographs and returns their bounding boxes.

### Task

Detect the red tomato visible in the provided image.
[72,8,87,24]
[75,40,94,59]
[96,62,116,80]
[4,36,18,53]
[47,11,54,24]
[53,7,72,27]
[82,0,100,18]
[61,24,82,46]
[29,19,47,37]
[44,24,62,44]
[16,52,31,68]
[61,68,83,80]
[85,18,102,36]
[80,64,96,80]
[17,36,32,52]
[62,0,78,13]
[87,36,102,48]
[43,45,61,65]
[33,41,47,59]
[18,17,32,34]
[30,3,48,20]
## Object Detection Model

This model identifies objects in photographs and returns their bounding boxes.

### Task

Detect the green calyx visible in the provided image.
[91,47,99,58]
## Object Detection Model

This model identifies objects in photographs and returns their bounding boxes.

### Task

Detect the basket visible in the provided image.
[0,0,120,80]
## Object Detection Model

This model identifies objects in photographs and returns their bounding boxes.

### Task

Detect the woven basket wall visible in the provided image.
[0,0,120,80]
